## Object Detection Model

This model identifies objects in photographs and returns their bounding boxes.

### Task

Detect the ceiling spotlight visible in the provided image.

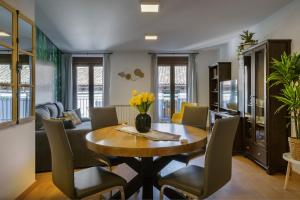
[0,31,10,37]
[145,34,158,41]
[140,0,160,13]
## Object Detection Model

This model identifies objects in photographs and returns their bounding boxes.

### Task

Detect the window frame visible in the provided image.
[0,0,35,128]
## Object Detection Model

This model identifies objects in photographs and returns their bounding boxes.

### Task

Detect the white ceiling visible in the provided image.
[36,0,292,52]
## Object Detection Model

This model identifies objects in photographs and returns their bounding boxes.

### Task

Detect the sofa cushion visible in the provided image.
[63,110,82,125]
[55,102,64,118]
[35,106,50,130]
[45,103,59,118]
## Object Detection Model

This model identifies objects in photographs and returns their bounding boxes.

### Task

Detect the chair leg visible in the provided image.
[284,162,291,190]
[108,166,113,198]
[160,185,199,200]
[119,187,125,200]
[160,185,167,200]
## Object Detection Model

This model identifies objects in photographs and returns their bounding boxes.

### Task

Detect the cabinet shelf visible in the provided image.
[209,62,231,111]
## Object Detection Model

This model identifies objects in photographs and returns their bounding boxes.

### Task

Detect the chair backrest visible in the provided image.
[42,119,75,198]
[180,102,197,115]
[182,106,208,130]
[202,116,240,198]
[89,107,118,131]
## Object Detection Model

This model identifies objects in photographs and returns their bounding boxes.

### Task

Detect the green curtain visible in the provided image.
[36,27,62,101]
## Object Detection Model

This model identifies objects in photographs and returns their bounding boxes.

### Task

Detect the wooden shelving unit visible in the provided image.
[208,62,231,111]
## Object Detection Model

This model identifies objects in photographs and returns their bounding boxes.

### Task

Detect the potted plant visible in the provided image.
[267,52,300,160]
[237,30,258,56]
[129,90,155,133]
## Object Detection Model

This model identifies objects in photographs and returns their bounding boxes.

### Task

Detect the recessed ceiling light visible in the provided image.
[145,34,158,40]
[0,31,10,37]
[141,0,160,13]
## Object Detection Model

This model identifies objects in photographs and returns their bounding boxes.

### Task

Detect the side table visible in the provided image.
[283,152,300,190]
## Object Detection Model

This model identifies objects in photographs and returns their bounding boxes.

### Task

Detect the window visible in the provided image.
[0,1,35,127]
[157,57,188,122]
[73,57,104,118]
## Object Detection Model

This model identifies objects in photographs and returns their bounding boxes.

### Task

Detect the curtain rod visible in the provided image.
[148,51,198,55]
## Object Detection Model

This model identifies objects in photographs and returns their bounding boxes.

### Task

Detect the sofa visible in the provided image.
[35,102,100,172]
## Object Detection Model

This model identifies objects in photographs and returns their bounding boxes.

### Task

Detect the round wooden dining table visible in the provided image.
[85,123,207,199]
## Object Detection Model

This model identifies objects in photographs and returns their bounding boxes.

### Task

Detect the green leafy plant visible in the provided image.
[237,30,258,56]
[267,52,300,139]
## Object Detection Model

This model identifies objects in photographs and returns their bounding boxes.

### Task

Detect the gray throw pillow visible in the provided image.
[45,103,59,118]
[55,102,64,118]
[35,106,50,130]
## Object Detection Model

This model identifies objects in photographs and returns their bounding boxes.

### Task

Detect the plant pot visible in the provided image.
[288,137,300,161]
[135,113,151,133]
[243,43,254,50]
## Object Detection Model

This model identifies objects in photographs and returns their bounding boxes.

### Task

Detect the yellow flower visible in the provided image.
[136,98,142,105]
[131,90,138,96]
[143,96,148,102]
[129,99,135,106]
[129,91,155,110]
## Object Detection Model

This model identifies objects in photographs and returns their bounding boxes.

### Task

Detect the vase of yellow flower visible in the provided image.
[129,90,155,133]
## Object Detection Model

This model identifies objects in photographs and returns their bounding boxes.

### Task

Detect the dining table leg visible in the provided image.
[141,157,154,199]
[110,156,188,200]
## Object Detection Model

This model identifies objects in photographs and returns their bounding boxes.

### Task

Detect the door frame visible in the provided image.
[157,56,189,120]
[72,57,103,109]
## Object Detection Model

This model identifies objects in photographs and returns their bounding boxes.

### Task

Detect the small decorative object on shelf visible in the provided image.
[237,30,258,57]
[129,90,155,133]
[267,52,300,160]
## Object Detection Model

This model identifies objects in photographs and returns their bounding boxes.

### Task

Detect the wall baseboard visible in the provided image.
[16,180,38,200]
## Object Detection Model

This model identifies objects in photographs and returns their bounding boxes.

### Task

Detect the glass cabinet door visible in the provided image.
[244,55,253,140]
[254,49,266,147]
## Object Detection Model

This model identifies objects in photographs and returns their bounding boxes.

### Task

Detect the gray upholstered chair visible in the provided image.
[173,106,209,165]
[89,107,124,171]
[42,119,126,199]
[159,116,240,200]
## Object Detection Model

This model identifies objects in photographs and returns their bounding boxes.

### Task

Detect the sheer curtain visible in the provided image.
[150,54,159,122]
[61,53,73,110]
[103,54,111,106]
[187,54,198,103]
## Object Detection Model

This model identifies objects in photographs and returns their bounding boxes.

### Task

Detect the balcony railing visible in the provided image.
[77,92,103,118]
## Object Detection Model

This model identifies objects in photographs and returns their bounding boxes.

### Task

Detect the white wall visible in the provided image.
[0,0,36,199]
[110,51,151,105]
[196,49,220,106]
[36,61,55,104]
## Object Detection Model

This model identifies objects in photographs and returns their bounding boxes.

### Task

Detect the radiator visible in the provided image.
[113,105,139,126]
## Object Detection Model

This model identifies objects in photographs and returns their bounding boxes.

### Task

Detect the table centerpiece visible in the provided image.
[129,90,155,133]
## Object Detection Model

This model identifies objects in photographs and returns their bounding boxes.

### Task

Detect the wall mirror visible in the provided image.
[0,4,12,46]
[18,53,33,119]
[18,16,33,52]
[0,47,13,123]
